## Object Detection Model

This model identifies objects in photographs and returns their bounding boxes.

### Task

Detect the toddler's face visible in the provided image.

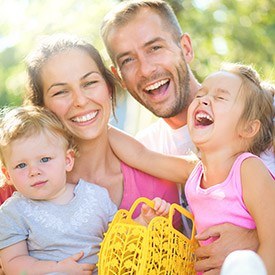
[2,131,74,201]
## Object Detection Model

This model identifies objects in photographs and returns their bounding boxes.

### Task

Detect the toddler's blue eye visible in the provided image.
[41,157,51,163]
[16,163,27,169]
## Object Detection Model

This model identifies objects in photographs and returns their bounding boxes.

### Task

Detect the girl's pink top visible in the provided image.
[185,153,261,246]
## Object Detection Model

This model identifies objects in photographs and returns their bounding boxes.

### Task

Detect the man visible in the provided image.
[101,1,272,273]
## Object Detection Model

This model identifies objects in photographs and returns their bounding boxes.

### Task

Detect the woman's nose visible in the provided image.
[73,88,89,107]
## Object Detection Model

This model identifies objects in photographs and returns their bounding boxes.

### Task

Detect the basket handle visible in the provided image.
[128,197,155,217]
[168,203,196,238]
[169,203,194,221]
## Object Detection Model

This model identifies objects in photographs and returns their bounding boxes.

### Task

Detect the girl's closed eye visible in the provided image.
[195,87,207,99]
[215,88,230,101]
[195,91,206,98]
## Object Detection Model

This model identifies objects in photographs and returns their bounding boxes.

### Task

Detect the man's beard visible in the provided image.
[151,61,190,118]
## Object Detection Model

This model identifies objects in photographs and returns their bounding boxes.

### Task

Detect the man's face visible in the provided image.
[107,8,191,118]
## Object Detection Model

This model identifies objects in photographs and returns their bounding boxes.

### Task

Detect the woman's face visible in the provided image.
[41,48,111,141]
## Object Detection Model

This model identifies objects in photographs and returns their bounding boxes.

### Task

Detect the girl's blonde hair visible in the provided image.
[0,105,76,168]
[221,63,274,156]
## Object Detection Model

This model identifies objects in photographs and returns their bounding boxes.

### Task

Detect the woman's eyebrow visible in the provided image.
[47,82,66,92]
[81,71,100,80]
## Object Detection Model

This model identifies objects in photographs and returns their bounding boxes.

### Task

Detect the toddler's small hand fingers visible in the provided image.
[141,203,151,215]
[152,197,162,210]
[156,200,170,215]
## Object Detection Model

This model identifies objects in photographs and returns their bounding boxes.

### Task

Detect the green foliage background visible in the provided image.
[0,0,274,131]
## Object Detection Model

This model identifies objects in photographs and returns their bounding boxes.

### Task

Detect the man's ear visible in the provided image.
[65,149,75,172]
[110,65,126,89]
[180,33,194,64]
[240,120,261,138]
[1,166,12,185]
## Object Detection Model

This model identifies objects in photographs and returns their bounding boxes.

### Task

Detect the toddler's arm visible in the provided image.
[0,240,95,275]
[135,197,170,226]
[108,125,198,183]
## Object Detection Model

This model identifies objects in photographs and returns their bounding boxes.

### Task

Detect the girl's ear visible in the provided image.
[240,120,261,138]
[1,166,12,185]
[65,149,75,172]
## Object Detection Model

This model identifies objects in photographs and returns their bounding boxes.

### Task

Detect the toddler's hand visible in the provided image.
[139,197,170,225]
[151,197,170,216]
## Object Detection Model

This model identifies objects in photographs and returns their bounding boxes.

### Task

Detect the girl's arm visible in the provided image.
[242,157,275,274]
[0,240,95,274]
[108,125,198,184]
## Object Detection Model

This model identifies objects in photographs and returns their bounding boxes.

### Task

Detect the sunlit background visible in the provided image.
[0,0,274,135]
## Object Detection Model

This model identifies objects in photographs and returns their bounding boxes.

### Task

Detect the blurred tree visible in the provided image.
[0,0,118,106]
[177,0,275,82]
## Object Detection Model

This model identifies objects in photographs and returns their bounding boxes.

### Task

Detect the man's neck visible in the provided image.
[162,112,188,129]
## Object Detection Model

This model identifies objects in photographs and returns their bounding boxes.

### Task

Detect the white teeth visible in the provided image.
[196,112,213,122]
[145,79,169,91]
[72,111,98,123]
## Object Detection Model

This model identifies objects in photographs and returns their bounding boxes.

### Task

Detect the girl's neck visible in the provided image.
[199,149,243,189]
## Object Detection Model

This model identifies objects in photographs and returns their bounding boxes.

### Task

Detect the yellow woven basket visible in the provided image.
[98,197,198,274]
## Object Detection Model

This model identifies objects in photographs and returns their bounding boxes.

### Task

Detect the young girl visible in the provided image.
[109,63,275,273]
[0,105,170,275]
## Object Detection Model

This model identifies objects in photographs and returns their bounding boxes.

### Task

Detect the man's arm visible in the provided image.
[195,223,258,274]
